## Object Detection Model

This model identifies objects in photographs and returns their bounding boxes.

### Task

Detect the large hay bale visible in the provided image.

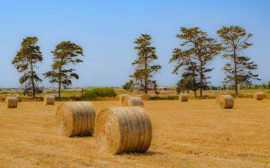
[216,95,234,109]
[254,92,263,100]
[44,95,55,105]
[179,94,188,102]
[5,97,17,108]
[95,106,152,154]
[56,102,96,137]
[120,94,129,104]
[142,94,151,101]
[122,97,144,107]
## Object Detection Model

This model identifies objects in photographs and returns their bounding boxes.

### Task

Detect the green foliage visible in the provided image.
[12,37,43,98]
[170,27,223,97]
[81,90,97,99]
[122,80,134,92]
[217,25,260,95]
[0,88,2,91]
[130,34,162,94]
[92,87,117,97]
[82,88,117,98]
[43,41,84,98]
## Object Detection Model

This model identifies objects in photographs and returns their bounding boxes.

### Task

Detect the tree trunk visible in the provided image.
[233,45,238,95]
[30,61,35,99]
[58,67,61,98]
[199,61,203,97]
[144,53,148,94]
[194,90,197,97]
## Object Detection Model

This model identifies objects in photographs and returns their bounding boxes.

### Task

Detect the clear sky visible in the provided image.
[0,0,269,88]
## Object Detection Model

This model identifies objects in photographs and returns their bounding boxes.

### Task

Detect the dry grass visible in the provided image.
[0,99,270,167]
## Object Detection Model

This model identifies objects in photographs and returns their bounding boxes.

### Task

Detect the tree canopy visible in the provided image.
[217,25,260,95]
[43,41,84,97]
[12,37,43,98]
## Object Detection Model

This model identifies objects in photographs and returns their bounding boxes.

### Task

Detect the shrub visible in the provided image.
[81,90,97,99]
[91,87,117,97]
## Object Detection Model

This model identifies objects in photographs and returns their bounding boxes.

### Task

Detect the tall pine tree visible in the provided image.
[217,26,260,95]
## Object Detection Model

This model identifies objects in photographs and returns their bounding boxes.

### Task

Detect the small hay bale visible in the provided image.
[5,97,17,108]
[216,95,234,109]
[254,92,263,100]
[179,94,188,102]
[120,94,129,104]
[95,106,152,154]
[142,94,151,101]
[122,97,144,107]
[16,95,22,102]
[51,94,58,98]
[44,95,55,105]
[56,102,96,137]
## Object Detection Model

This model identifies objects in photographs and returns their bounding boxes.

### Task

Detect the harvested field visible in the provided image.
[0,99,270,167]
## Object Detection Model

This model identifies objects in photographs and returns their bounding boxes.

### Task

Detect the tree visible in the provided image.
[12,37,43,98]
[170,27,223,97]
[217,26,260,95]
[43,41,84,98]
[130,34,161,94]
[122,80,134,92]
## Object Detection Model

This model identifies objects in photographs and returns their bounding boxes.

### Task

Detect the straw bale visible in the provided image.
[16,95,22,102]
[216,95,234,109]
[51,94,58,98]
[142,94,151,101]
[122,97,144,107]
[179,94,188,102]
[95,106,152,154]
[254,92,263,100]
[56,102,96,137]
[120,94,129,104]
[44,95,55,105]
[5,97,17,108]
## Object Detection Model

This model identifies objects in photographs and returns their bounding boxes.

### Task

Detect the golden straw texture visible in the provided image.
[51,94,58,98]
[122,97,144,107]
[5,97,17,108]
[179,94,188,102]
[254,92,263,100]
[95,106,152,154]
[120,94,129,104]
[142,94,151,101]
[44,95,55,105]
[56,102,96,137]
[216,95,234,109]
[16,95,22,102]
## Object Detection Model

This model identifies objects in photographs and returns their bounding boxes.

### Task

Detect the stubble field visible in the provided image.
[0,99,270,168]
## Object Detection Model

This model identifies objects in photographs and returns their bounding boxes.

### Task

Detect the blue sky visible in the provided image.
[0,0,269,88]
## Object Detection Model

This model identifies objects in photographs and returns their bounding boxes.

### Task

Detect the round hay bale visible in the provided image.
[95,106,152,154]
[122,97,144,107]
[51,94,58,98]
[44,95,55,105]
[216,95,234,109]
[56,102,96,137]
[5,97,17,108]
[120,94,129,104]
[254,92,263,100]
[16,95,22,102]
[142,94,151,101]
[179,94,188,102]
